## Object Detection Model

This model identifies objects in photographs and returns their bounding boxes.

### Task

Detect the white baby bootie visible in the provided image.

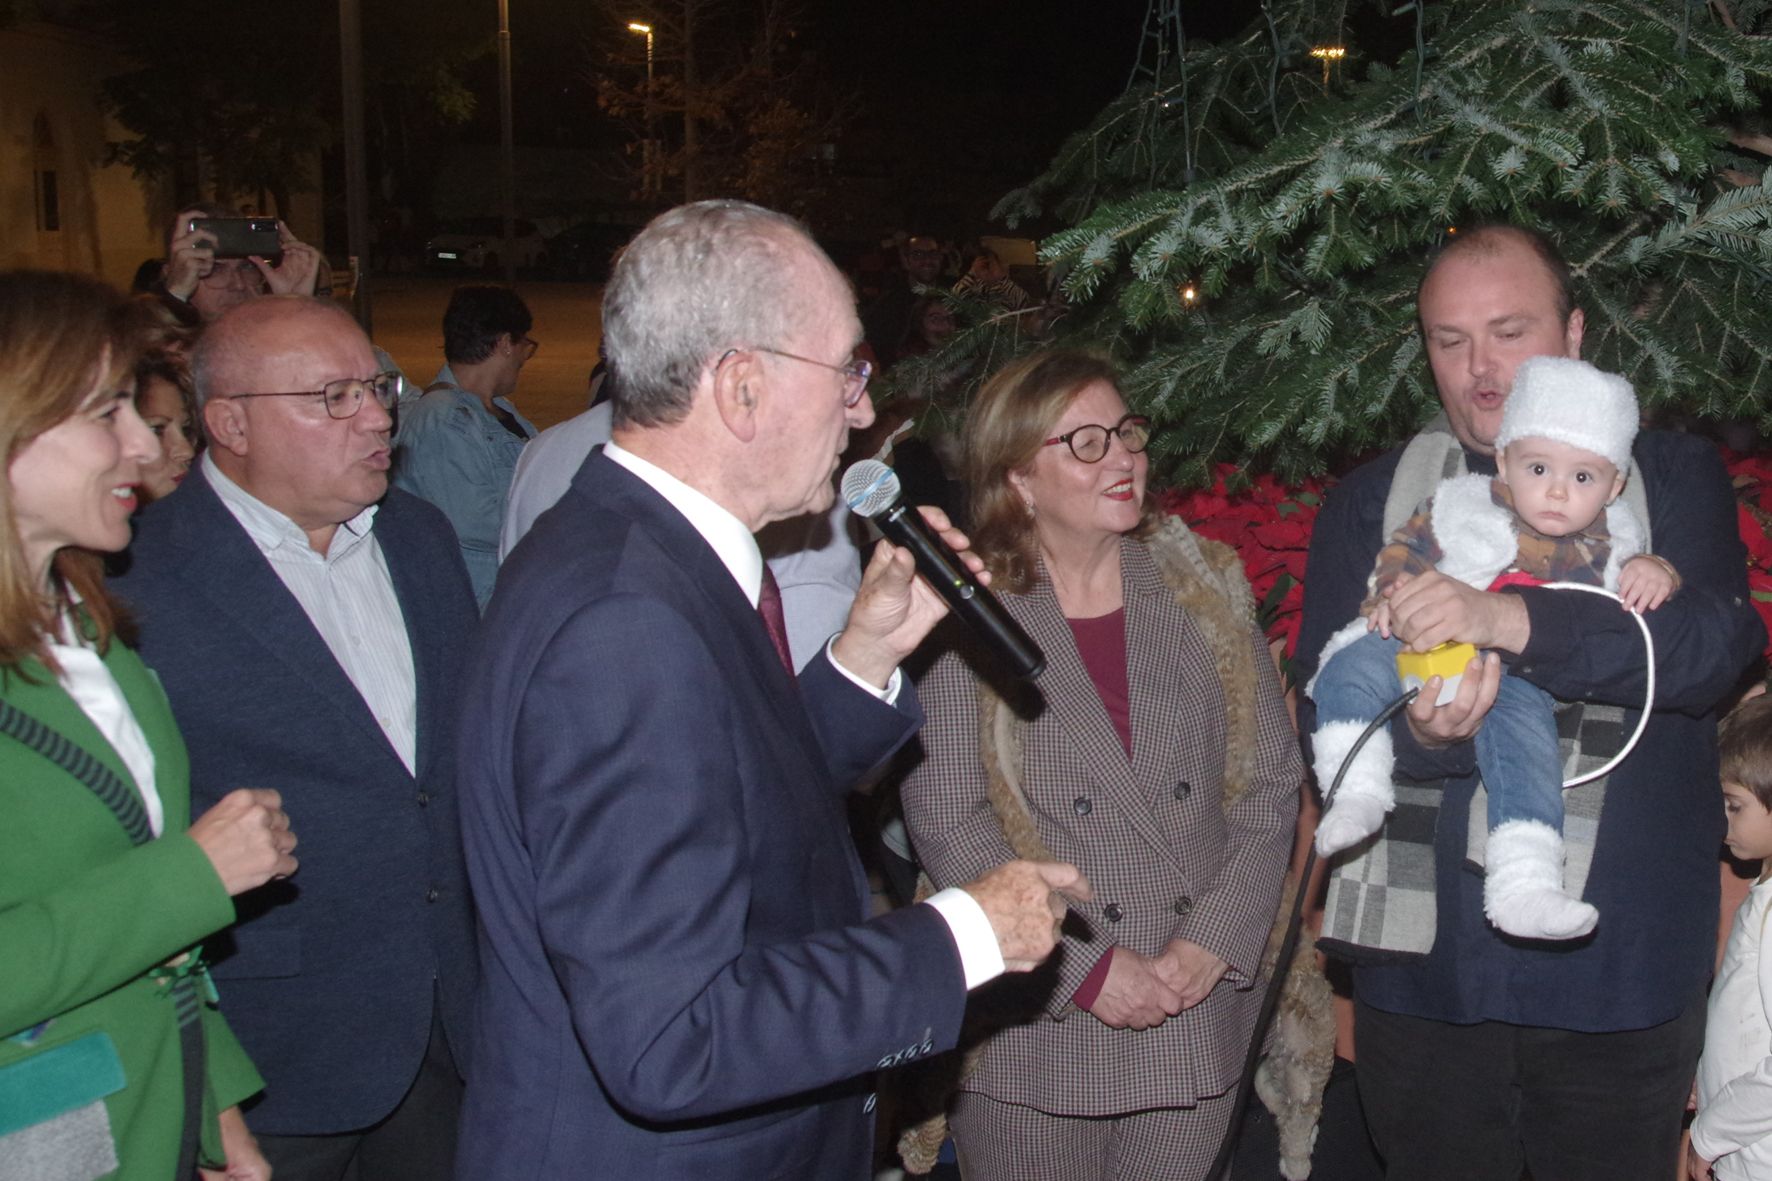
[1312,721,1395,856]
[1483,820,1599,940]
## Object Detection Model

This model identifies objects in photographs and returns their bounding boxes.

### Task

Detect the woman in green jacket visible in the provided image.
[0,272,298,1181]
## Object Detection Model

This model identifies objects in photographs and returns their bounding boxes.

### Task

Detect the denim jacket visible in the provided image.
[392,373,537,608]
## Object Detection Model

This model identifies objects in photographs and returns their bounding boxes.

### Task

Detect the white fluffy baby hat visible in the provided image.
[1495,355,1640,472]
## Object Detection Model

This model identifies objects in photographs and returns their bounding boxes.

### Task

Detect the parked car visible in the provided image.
[542,221,637,281]
[423,218,546,274]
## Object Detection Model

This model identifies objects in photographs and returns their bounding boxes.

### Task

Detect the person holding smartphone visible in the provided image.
[160,201,323,322]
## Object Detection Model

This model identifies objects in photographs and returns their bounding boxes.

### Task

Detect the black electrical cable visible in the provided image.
[1205,684,1420,1180]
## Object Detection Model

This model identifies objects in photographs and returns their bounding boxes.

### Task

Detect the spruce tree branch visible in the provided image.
[1730,130,1772,157]
[1711,0,1739,32]
[1573,214,1651,278]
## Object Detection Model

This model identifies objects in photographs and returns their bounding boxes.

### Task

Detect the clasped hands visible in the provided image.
[1089,940,1230,1031]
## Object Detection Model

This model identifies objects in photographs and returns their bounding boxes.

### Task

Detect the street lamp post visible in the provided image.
[498,0,516,282]
[627,21,655,198]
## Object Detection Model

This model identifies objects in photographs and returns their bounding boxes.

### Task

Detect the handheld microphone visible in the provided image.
[841,460,1045,680]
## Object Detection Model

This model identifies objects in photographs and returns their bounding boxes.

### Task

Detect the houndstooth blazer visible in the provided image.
[902,535,1303,1117]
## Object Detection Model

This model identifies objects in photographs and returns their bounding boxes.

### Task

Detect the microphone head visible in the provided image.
[842,460,902,519]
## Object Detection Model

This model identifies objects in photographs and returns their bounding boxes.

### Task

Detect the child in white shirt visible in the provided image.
[1692,694,1772,1180]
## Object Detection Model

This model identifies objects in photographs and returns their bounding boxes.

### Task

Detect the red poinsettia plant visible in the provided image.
[1164,450,1772,683]
[1723,450,1772,665]
[1158,467,1326,675]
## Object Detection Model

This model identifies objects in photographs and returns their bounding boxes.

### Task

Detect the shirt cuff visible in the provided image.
[823,634,903,704]
[1071,946,1116,1012]
[924,887,1005,990]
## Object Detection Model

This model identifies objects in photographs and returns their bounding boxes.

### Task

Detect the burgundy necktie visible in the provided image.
[757,566,794,674]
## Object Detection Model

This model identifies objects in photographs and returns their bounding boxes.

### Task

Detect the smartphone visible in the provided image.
[189,217,282,260]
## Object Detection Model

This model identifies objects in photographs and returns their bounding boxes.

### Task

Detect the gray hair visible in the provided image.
[603,200,824,429]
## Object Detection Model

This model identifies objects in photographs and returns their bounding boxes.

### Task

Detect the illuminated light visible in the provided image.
[627,21,652,33]
[1181,284,1199,304]
[1310,45,1347,85]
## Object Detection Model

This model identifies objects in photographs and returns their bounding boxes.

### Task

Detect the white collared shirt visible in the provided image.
[203,452,418,774]
[49,615,162,836]
[602,442,1003,989]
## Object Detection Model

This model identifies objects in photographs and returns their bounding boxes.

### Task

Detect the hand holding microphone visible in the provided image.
[838,460,1044,681]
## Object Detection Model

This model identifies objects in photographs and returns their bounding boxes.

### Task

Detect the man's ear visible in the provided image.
[710,349,762,444]
[203,398,249,457]
[1563,307,1586,359]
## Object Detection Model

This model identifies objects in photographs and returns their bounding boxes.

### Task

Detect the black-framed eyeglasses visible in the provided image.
[1042,413,1152,463]
[516,335,539,361]
[731,346,873,408]
[219,371,402,420]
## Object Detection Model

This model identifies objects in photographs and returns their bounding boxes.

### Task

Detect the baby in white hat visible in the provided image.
[1307,356,1677,941]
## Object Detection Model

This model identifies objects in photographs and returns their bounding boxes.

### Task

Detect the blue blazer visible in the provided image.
[455,450,967,1180]
[111,466,480,1135]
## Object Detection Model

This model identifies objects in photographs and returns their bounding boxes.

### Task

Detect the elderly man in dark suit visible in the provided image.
[455,199,1086,1181]
[113,295,480,1181]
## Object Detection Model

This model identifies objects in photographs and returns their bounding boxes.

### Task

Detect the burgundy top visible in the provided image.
[1065,606,1131,1012]
[1067,607,1132,758]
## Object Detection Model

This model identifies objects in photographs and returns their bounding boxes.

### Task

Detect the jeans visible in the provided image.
[1313,630,1565,832]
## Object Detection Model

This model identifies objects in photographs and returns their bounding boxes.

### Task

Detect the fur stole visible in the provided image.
[896,518,1336,1180]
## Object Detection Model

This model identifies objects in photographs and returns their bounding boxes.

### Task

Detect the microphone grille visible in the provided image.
[841,460,901,519]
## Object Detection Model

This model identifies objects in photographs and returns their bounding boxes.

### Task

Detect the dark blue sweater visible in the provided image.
[1296,431,1764,1031]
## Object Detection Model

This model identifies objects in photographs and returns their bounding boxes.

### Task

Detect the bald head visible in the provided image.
[193,295,367,409]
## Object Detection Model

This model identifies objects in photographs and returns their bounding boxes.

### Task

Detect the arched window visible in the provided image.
[33,113,60,233]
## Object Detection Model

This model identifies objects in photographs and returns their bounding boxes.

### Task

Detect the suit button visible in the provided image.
[416,792,430,807]
[1073,796,1093,816]
[1173,781,1191,801]
[1103,903,1123,923]
[426,888,440,903]
[1174,896,1193,916]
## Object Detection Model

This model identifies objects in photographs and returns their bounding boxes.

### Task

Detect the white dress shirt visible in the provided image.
[203,452,419,774]
[602,442,1003,988]
[50,615,162,836]
[1694,874,1772,1179]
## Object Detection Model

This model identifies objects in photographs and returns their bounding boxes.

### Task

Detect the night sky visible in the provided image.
[465,0,1261,219]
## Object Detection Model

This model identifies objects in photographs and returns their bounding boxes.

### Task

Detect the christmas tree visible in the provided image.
[912,0,1772,483]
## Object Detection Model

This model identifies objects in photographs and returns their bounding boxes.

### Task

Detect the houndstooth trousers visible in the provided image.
[948,1088,1236,1181]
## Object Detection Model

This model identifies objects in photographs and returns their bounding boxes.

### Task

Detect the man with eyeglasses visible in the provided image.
[456,199,1087,1180]
[159,202,326,323]
[863,232,945,367]
[393,284,541,608]
[114,295,481,1181]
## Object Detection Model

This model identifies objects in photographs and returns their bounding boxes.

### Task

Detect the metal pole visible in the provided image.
[339,0,372,332]
[628,22,655,199]
[498,0,516,283]
[645,28,655,198]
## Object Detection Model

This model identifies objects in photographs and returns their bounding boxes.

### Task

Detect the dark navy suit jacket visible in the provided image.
[454,450,967,1180]
[113,466,480,1134]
